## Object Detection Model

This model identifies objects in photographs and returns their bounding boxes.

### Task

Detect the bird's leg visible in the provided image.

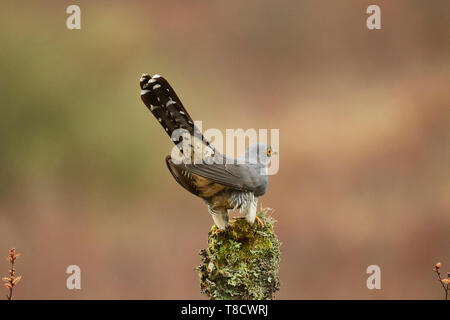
[244,196,258,226]
[255,216,264,228]
[208,206,229,231]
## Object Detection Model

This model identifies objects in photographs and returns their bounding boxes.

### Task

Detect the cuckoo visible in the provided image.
[139,74,275,229]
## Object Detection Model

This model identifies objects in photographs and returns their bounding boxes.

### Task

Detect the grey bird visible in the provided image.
[139,74,274,229]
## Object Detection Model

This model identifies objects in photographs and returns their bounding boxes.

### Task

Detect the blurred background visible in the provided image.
[0,0,449,299]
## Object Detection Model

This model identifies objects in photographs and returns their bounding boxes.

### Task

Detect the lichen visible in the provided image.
[197,208,281,300]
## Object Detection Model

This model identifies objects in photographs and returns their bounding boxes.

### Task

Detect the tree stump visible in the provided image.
[197,209,281,300]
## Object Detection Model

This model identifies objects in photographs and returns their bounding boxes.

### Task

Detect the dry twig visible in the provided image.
[433,262,449,300]
[2,248,22,300]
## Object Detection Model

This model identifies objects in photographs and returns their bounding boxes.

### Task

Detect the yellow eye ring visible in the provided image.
[266,147,272,157]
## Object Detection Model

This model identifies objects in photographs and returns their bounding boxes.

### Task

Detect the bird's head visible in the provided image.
[240,143,277,166]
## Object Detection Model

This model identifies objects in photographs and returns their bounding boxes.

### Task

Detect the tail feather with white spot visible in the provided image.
[140,74,196,141]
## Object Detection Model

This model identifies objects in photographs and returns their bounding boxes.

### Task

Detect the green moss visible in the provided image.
[197,209,281,300]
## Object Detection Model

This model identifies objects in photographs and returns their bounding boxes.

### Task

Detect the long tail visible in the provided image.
[140,74,213,154]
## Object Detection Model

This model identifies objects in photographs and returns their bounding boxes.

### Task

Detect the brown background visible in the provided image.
[0,1,449,299]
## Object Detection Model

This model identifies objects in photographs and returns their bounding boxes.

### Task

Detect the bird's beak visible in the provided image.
[273,151,278,155]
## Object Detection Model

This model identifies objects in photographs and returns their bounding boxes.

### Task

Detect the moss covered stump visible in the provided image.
[197,209,281,300]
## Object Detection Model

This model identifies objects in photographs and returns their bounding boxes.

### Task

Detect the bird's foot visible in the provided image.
[215,224,232,235]
[255,216,264,228]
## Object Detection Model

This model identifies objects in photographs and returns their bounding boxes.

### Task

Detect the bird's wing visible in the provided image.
[165,156,200,196]
[180,161,264,193]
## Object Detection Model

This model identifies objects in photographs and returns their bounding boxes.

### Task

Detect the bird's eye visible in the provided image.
[266,147,272,157]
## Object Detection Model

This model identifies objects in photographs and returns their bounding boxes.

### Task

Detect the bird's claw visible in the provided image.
[255,216,264,228]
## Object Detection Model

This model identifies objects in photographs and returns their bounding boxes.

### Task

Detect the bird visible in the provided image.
[139,74,274,229]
